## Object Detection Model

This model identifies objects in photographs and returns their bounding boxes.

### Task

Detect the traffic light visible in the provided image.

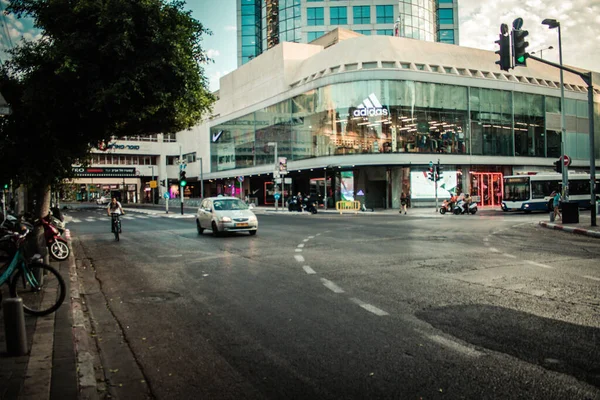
[428,166,435,181]
[495,33,511,72]
[436,162,443,182]
[512,29,529,66]
[553,160,562,173]
[2,183,7,190]
[179,170,187,187]
[160,179,166,187]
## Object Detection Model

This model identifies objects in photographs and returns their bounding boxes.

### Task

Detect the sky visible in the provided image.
[0,0,598,93]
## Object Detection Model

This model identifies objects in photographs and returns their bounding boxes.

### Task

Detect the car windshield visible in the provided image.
[212,199,249,211]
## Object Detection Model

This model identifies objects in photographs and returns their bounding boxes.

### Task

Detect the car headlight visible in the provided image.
[248,216,257,223]
[220,216,232,222]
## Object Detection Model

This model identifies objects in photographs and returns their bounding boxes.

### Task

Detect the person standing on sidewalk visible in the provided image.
[552,191,562,221]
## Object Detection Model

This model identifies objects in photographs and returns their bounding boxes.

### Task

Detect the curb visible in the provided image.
[538,221,600,238]
[67,238,100,400]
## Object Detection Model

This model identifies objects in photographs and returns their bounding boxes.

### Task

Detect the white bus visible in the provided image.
[501,173,600,213]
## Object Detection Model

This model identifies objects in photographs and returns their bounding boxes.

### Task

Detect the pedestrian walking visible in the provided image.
[400,192,407,215]
[552,191,562,221]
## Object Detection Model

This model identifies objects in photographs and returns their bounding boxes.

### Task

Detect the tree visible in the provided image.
[0,0,215,220]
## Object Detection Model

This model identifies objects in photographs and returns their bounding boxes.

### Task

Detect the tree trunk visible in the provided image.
[27,184,51,262]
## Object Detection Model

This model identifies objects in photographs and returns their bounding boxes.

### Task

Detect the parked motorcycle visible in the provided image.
[453,200,478,215]
[287,196,303,212]
[303,196,318,214]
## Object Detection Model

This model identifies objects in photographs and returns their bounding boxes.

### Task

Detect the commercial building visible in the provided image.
[238,0,459,66]
[70,29,599,210]
[204,30,599,209]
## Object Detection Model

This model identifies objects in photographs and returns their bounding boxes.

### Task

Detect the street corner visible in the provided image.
[538,221,600,239]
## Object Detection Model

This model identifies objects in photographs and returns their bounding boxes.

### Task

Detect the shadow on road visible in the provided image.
[417,304,600,388]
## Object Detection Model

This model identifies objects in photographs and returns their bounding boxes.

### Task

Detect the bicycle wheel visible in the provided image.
[10,263,66,316]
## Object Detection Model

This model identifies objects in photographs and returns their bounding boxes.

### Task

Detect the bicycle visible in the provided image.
[0,226,66,316]
[110,212,122,241]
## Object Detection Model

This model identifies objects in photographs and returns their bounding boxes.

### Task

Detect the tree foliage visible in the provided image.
[0,0,215,189]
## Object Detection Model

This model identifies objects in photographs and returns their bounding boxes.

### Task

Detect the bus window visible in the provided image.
[503,177,530,201]
[531,180,559,199]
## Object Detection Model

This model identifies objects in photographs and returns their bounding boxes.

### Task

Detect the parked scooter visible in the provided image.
[440,199,455,215]
[37,215,70,261]
[453,199,478,215]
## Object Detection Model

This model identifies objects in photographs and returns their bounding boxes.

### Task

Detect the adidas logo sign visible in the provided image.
[353,93,389,117]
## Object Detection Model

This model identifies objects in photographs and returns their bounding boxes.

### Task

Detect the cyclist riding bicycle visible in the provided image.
[107,197,125,233]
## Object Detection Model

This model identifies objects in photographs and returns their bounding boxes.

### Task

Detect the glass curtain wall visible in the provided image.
[210,80,600,173]
[397,0,436,42]
[470,88,512,156]
[241,0,262,65]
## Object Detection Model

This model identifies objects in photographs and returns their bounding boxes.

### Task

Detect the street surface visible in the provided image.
[67,205,600,399]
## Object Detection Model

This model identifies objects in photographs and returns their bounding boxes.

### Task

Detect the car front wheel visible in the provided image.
[196,219,204,235]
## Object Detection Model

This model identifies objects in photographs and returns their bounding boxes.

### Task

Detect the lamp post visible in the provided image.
[542,19,568,200]
[267,142,279,209]
[199,157,204,199]
[530,45,553,59]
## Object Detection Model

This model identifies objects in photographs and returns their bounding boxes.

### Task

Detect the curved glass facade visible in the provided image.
[210,80,598,172]
[398,0,435,42]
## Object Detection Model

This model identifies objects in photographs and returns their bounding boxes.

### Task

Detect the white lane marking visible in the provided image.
[303,266,316,274]
[297,244,305,248]
[483,237,489,242]
[303,239,310,242]
[295,249,303,252]
[85,218,96,222]
[525,260,554,269]
[427,334,483,357]
[122,216,135,220]
[582,275,600,282]
[503,253,517,259]
[315,233,321,236]
[137,215,149,219]
[71,218,81,223]
[294,255,305,263]
[350,298,389,316]
[158,254,183,258]
[321,278,344,293]
[308,236,315,239]
[489,247,500,253]
[483,242,490,247]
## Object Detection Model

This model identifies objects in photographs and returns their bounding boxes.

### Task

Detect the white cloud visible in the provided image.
[206,48,220,59]
[459,0,600,72]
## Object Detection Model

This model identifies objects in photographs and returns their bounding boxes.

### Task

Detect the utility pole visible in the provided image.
[199,157,204,199]
[435,159,440,212]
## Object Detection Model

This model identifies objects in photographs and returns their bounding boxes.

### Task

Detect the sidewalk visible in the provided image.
[0,250,79,399]
[538,212,600,239]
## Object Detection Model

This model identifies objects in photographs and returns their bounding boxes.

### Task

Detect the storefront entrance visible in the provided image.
[471,172,503,207]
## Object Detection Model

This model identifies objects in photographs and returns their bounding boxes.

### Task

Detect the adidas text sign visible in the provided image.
[353,93,388,117]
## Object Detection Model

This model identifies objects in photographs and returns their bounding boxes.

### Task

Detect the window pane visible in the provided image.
[353,6,370,24]
[376,5,393,23]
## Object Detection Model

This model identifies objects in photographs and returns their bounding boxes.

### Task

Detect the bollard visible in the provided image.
[549,211,555,222]
[3,298,28,356]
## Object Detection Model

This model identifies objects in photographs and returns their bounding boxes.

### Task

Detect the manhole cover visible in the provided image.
[125,291,181,304]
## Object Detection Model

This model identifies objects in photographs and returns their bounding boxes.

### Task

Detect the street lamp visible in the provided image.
[198,157,204,199]
[267,142,279,209]
[542,18,568,199]
[530,45,553,59]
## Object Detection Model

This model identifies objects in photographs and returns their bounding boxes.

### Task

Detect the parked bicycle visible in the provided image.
[0,225,66,316]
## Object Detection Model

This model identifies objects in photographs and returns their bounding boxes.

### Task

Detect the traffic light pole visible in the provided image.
[179,147,184,215]
[527,53,596,226]
[435,165,439,213]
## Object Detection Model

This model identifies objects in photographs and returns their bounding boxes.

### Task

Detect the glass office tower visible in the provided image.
[237,0,460,66]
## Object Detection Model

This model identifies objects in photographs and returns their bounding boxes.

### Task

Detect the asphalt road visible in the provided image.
[67,206,600,400]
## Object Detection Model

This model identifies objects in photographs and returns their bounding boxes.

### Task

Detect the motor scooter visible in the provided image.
[453,200,478,215]
[287,196,302,212]
[38,216,70,261]
[439,199,453,215]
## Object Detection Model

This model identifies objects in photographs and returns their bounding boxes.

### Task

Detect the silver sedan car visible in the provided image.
[196,196,258,236]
